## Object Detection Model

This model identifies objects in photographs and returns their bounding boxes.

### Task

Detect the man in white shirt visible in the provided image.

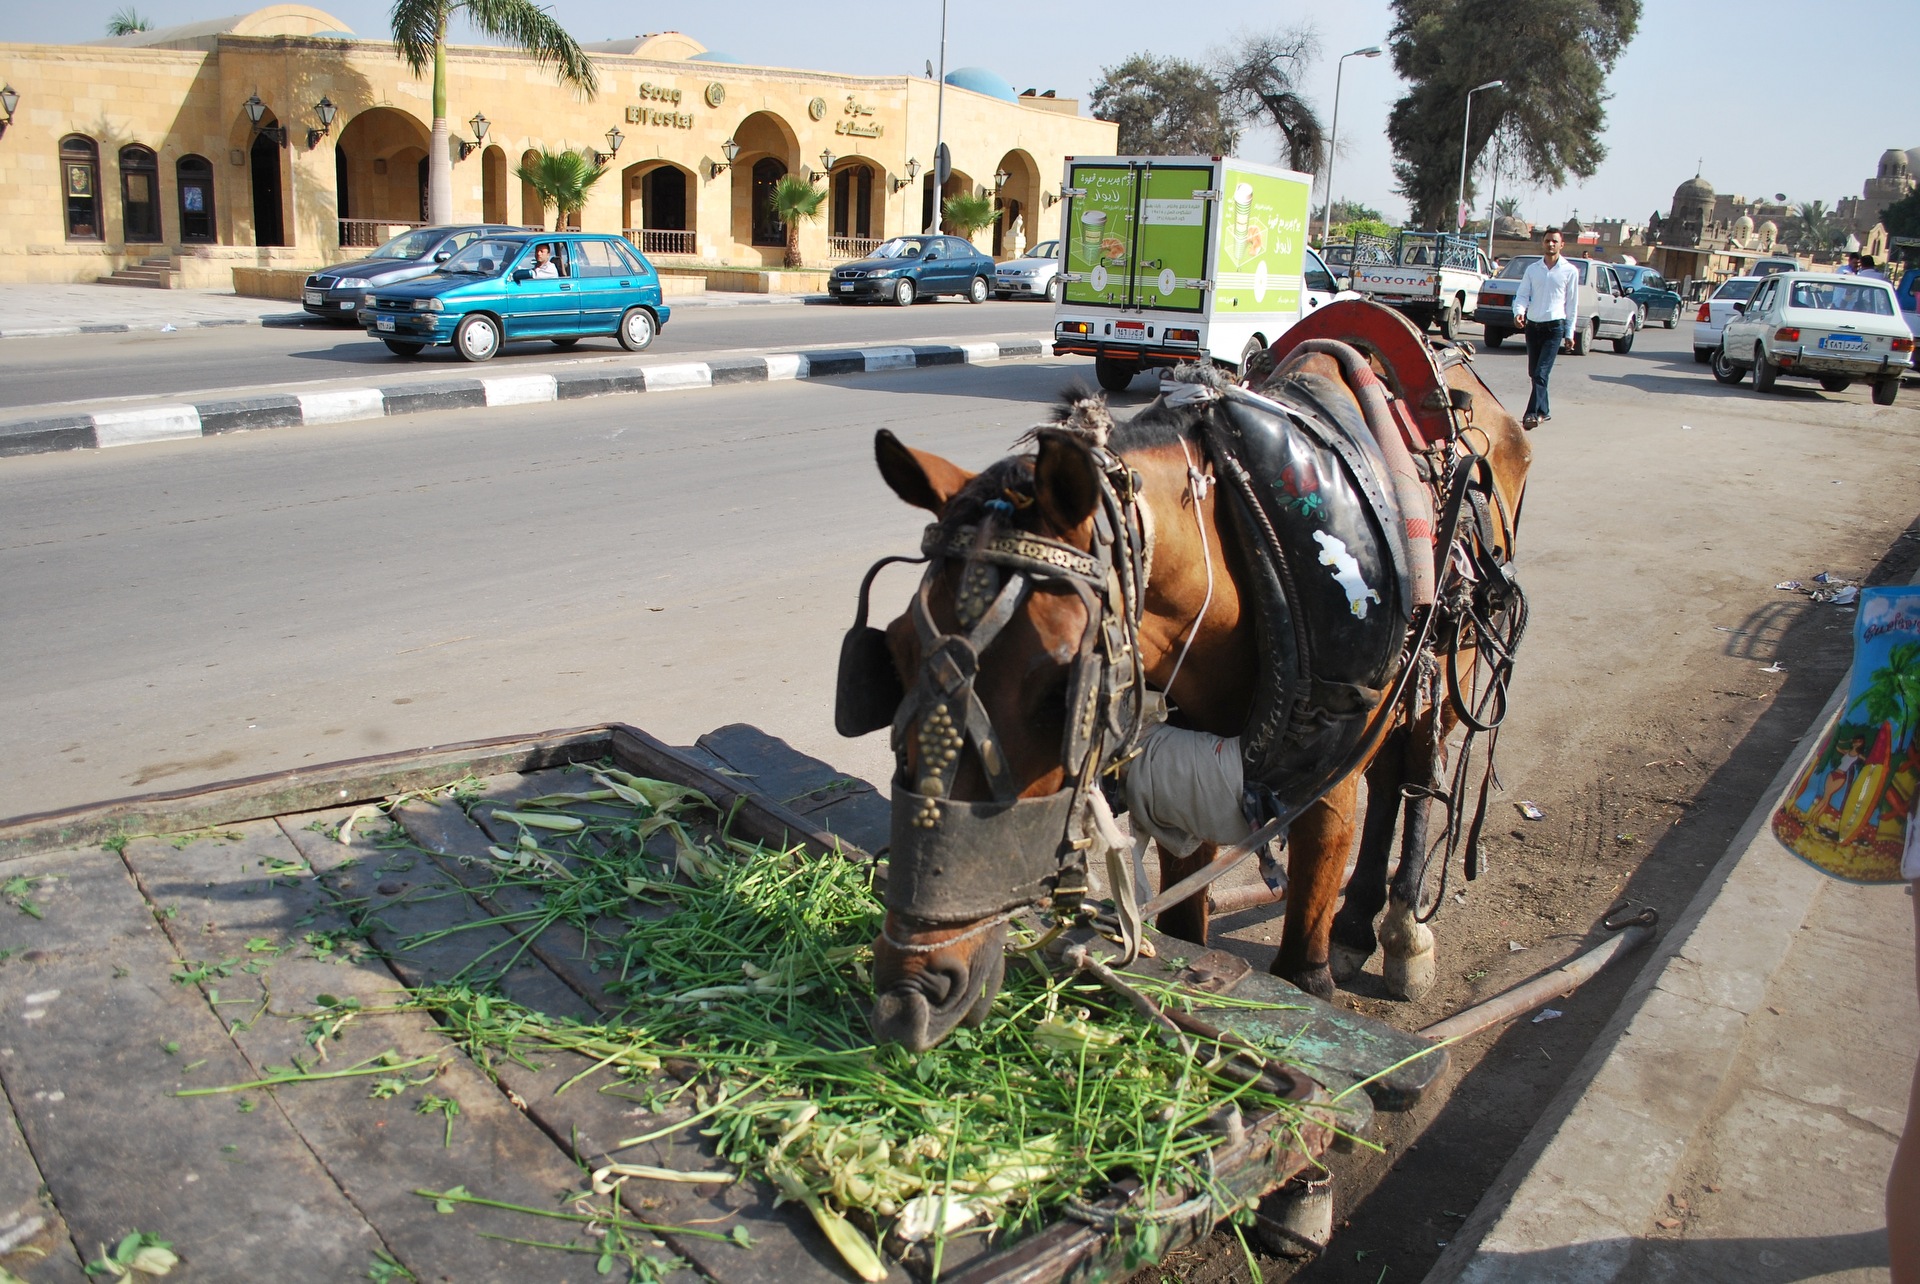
[1511,228,1581,428]
[530,243,560,279]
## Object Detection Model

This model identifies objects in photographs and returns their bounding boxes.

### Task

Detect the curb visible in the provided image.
[0,337,1047,458]
[1420,665,1857,1282]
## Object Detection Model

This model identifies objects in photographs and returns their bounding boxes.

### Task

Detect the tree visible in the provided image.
[1385,0,1641,228]
[1495,196,1523,218]
[1794,199,1834,251]
[1313,199,1384,226]
[392,0,596,226]
[1215,27,1326,174]
[106,6,151,35]
[767,174,826,269]
[1089,54,1239,155]
[941,191,997,245]
[514,149,606,231]
[1879,187,1920,243]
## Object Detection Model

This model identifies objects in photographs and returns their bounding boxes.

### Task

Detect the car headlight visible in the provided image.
[412,298,443,312]
[336,277,370,290]
[865,269,895,279]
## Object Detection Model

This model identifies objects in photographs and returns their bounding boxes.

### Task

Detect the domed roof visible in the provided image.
[1908,146,1920,175]
[1879,147,1911,176]
[1758,219,1778,236]
[944,66,1019,102]
[1674,174,1714,201]
[1732,213,1753,233]
[1494,214,1529,237]
[687,49,742,63]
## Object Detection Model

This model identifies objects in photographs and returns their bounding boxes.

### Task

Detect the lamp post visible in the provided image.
[1455,79,1503,237]
[932,0,948,231]
[1319,46,1381,249]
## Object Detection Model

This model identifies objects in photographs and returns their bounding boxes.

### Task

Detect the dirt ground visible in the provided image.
[1129,323,1920,1283]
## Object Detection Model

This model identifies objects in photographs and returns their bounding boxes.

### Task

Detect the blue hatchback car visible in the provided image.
[363,232,670,361]
[827,235,996,306]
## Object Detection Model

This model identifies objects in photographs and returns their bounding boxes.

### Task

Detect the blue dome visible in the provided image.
[944,66,1018,102]
[687,50,742,63]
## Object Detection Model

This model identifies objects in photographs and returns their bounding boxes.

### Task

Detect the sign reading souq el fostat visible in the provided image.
[626,82,693,128]
[835,94,883,139]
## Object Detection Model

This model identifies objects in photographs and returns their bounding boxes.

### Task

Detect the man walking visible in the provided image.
[1511,228,1581,429]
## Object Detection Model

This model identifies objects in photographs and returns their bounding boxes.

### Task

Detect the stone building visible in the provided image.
[0,5,1115,285]
[1837,147,1918,242]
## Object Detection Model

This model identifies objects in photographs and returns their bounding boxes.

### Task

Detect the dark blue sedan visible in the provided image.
[1613,264,1684,329]
[827,235,996,306]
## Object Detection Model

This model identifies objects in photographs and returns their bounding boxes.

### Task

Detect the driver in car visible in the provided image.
[530,244,560,279]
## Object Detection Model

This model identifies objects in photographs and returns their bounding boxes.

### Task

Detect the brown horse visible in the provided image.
[856,325,1530,1052]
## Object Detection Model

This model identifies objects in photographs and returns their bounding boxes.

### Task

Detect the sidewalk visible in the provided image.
[1426,674,1913,1281]
[0,283,823,340]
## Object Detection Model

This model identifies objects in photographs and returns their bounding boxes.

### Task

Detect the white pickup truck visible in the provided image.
[1348,231,1492,339]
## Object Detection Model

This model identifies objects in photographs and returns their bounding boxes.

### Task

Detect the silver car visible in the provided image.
[1474,255,1641,353]
[993,239,1062,302]
[303,225,520,322]
[1690,276,1761,365]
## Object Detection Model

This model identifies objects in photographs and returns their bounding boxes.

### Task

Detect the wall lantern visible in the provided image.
[458,110,489,160]
[0,85,18,141]
[305,96,337,150]
[993,168,1010,190]
[892,156,919,193]
[244,93,285,147]
[591,125,624,167]
[708,137,740,180]
[819,149,836,173]
[1042,190,1058,209]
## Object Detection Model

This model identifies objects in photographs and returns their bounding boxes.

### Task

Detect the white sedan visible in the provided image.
[1690,276,1761,364]
[993,240,1062,301]
[1712,272,1914,404]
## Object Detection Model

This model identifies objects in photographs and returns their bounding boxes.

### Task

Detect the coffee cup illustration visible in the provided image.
[1231,183,1255,257]
[1080,210,1108,264]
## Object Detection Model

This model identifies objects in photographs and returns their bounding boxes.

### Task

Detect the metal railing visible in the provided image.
[622,228,696,257]
[338,217,426,249]
[828,236,884,260]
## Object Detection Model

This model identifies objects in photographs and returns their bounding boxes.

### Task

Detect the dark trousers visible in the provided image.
[1524,319,1568,419]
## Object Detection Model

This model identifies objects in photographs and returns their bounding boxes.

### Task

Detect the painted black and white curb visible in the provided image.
[0,338,1048,458]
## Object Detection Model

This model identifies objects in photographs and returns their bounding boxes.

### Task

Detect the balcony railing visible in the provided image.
[623,228,697,257]
[828,236,884,261]
[338,218,425,249]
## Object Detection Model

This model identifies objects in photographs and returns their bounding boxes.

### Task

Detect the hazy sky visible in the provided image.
[21,0,1918,227]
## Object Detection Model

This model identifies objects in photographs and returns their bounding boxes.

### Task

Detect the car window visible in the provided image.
[374,228,444,260]
[1304,248,1335,293]
[612,239,650,274]
[1025,240,1058,259]
[575,239,622,278]
[1750,280,1776,312]
[945,238,975,258]
[1712,277,1760,301]
[440,230,482,256]
[872,238,925,259]
[1498,256,1538,280]
[1787,280,1895,315]
[441,237,524,275]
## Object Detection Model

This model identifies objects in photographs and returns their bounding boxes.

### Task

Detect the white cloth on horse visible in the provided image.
[1123,722,1254,859]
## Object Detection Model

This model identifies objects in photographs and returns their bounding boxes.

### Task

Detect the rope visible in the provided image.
[1160,439,1215,700]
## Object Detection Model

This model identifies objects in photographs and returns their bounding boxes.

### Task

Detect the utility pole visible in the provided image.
[1455,80,1502,236]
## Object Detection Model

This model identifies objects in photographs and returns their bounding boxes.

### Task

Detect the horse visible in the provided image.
[841,303,1531,1051]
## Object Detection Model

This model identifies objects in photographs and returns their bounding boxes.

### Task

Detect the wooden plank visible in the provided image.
[0,1095,86,1282]
[693,725,891,858]
[610,726,862,860]
[122,820,609,1283]
[0,849,385,1279]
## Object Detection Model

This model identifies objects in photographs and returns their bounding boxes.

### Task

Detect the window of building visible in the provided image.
[751,157,787,247]
[61,136,101,240]
[120,144,162,242]
[831,165,873,239]
[177,155,216,242]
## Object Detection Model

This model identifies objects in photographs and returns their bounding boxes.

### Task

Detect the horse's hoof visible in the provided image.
[1284,962,1335,1001]
[1254,1176,1333,1259]
[1382,944,1436,1001]
[1329,942,1372,985]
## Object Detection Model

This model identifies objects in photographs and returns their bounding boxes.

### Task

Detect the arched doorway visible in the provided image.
[120,144,162,243]
[993,149,1041,258]
[620,160,696,256]
[334,106,431,247]
[177,155,215,243]
[481,145,507,224]
[520,149,543,228]
[730,110,799,259]
[249,125,285,247]
[60,135,102,241]
[828,160,877,256]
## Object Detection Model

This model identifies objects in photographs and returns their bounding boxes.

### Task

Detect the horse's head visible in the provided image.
[846,396,1151,1051]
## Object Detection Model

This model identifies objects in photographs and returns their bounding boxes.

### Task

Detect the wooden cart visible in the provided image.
[0,724,1443,1283]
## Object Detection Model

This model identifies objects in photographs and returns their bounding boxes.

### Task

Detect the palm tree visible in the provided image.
[514,149,606,231]
[1794,199,1833,253]
[1851,641,1920,750]
[941,191,996,247]
[391,0,597,226]
[1495,196,1522,219]
[767,174,826,268]
[105,6,151,35]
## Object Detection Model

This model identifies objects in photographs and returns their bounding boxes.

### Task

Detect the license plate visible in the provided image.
[377,317,395,332]
[1820,335,1866,351]
[304,289,324,305]
[1116,322,1145,335]
[839,283,854,292]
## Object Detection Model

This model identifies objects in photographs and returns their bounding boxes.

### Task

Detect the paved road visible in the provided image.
[0,295,1050,411]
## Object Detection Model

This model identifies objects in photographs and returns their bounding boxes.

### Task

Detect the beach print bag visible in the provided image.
[1772,585,1920,884]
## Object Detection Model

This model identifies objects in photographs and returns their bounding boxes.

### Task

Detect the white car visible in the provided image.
[1712,272,1914,404]
[993,240,1062,301]
[1691,276,1761,364]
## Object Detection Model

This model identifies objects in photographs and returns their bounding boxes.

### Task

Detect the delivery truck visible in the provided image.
[1050,155,1342,391]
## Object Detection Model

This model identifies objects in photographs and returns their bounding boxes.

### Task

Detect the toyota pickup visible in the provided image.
[1348,231,1491,339]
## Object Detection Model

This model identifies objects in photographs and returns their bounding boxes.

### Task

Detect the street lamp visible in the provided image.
[305,96,337,150]
[993,167,1010,190]
[589,126,623,167]
[1319,46,1381,249]
[1455,79,1503,239]
[709,137,740,180]
[820,149,836,174]
[893,156,919,193]
[458,111,489,161]
[243,93,285,147]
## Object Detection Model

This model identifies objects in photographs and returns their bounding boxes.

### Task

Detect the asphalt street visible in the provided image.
[0,294,1051,411]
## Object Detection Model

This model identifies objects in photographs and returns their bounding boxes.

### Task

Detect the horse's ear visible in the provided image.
[875,429,974,515]
[1033,430,1101,536]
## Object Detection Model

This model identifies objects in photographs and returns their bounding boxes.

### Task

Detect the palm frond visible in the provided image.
[941,191,996,238]
[768,174,827,224]
[389,0,445,75]
[513,147,607,228]
[461,0,598,96]
[106,6,152,36]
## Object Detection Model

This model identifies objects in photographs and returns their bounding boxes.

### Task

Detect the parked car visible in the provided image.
[1712,272,1913,404]
[1348,231,1491,337]
[1749,256,1801,279]
[362,232,669,362]
[1473,255,1640,353]
[828,236,995,305]
[1321,242,1356,289]
[304,225,517,322]
[993,239,1063,301]
[1612,264,1683,328]
[1691,276,1761,363]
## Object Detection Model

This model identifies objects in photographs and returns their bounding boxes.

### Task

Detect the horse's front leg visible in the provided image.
[1154,839,1214,945]
[1272,776,1361,1000]
[1330,744,1404,984]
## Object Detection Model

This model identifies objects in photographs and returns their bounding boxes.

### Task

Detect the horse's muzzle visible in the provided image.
[870,917,1007,1051]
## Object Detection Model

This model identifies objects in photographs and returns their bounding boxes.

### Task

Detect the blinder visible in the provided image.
[833,554,921,738]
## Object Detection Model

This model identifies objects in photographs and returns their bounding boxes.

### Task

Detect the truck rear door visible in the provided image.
[1060,161,1213,311]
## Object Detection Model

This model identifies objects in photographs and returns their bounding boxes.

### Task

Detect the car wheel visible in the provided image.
[1753,349,1778,392]
[1094,356,1136,393]
[1635,302,1648,327]
[1573,319,1594,356]
[616,307,656,352]
[1047,278,1064,304]
[1873,375,1900,406]
[453,313,499,363]
[1711,344,1746,384]
[551,337,580,349]
[1437,301,1459,340]
[1482,326,1508,349]
[968,276,989,304]
[1663,313,1677,329]
[1818,375,1852,392]
[1612,327,1635,354]
[894,278,916,307]
[1693,347,1712,365]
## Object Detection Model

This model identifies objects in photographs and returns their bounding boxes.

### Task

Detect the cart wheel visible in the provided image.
[454,313,499,363]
